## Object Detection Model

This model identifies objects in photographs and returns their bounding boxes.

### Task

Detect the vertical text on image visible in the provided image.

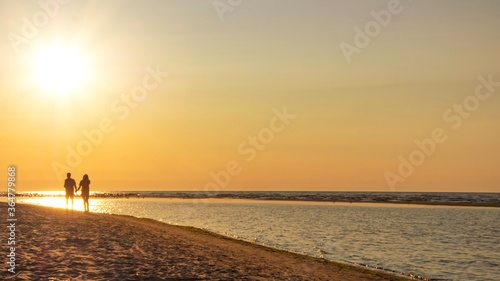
[6,166,17,274]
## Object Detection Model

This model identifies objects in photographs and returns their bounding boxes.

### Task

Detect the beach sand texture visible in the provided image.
[1,203,409,280]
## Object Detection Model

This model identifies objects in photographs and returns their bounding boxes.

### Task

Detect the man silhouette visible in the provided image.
[64,173,77,209]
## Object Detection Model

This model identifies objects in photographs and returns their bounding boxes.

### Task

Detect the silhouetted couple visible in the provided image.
[64,173,91,212]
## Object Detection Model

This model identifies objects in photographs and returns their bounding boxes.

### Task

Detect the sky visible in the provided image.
[1,0,499,192]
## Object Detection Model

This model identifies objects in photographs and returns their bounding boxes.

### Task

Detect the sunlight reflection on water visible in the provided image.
[20,196,85,212]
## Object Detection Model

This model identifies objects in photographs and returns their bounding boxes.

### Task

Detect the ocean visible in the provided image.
[12,192,500,280]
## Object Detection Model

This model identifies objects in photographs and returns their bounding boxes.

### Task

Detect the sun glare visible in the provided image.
[18,196,85,212]
[32,45,89,95]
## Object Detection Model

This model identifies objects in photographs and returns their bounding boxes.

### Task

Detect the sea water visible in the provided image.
[15,196,500,280]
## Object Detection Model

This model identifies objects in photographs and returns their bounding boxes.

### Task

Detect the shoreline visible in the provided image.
[163,222,428,280]
[2,202,414,280]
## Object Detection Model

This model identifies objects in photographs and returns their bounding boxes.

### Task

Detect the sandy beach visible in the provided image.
[1,202,411,280]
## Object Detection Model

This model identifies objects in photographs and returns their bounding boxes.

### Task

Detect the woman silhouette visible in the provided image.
[78,174,91,212]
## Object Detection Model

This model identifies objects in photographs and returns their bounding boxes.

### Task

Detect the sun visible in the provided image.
[32,45,89,96]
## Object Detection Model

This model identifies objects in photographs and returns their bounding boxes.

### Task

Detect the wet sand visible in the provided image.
[1,203,410,280]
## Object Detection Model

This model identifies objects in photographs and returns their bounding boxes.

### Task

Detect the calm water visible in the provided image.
[16,197,500,281]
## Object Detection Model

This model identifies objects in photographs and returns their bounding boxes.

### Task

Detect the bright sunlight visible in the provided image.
[32,45,89,96]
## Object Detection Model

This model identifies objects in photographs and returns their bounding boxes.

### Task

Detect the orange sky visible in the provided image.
[1,1,499,192]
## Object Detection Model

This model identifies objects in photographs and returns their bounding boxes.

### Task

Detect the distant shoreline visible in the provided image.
[118,196,500,208]
[128,196,500,208]
[5,194,500,208]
